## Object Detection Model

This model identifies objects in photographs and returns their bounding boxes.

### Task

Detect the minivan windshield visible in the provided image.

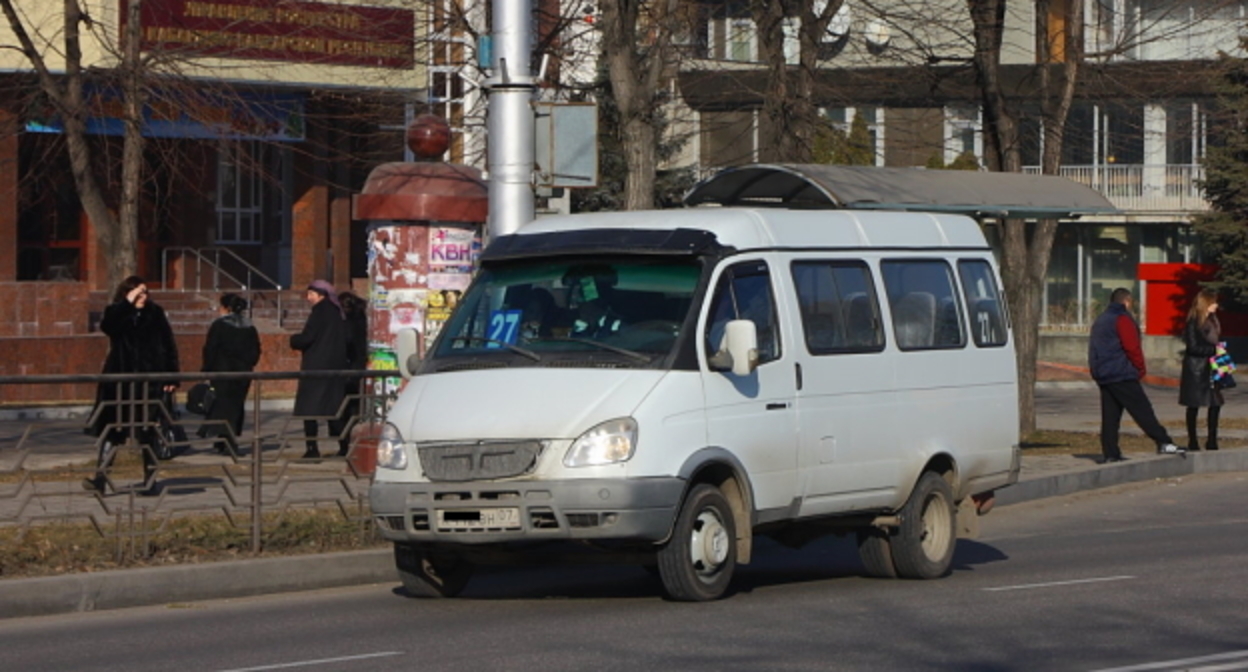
[427,256,703,368]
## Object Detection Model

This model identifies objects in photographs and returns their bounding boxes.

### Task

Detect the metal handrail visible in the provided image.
[160,246,286,327]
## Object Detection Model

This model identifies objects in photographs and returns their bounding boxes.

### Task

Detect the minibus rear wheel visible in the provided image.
[891,471,956,579]
[657,483,736,601]
[394,543,473,598]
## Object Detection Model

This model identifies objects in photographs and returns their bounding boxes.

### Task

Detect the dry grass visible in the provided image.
[0,509,384,579]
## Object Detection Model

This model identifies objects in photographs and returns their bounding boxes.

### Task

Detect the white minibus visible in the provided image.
[370,206,1019,601]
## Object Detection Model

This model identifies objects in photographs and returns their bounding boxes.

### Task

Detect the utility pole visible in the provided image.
[485,0,536,238]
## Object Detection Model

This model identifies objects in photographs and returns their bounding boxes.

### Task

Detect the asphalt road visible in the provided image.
[2,473,1246,672]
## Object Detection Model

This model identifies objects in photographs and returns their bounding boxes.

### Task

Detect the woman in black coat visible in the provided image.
[84,276,180,496]
[1179,288,1224,451]
[200,293,261,454]
[337,291,369,457]
[291,280,348,459]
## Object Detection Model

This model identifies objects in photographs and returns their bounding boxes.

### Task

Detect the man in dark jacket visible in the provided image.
[1088,288,1180,463]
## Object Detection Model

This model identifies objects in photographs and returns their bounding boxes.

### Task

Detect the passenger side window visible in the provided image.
[705,261,781,364]
[790,261,884,354]
[881,259,966,350]
[958,259,1008,347]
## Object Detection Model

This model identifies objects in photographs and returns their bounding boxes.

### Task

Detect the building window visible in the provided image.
[945,105,981,166]
[216,141,263,244]
[727,18,755,62]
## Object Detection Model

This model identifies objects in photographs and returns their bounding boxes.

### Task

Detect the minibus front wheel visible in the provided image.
[394,543,473,598]
[657,483,737,601]
[891,471,956,579]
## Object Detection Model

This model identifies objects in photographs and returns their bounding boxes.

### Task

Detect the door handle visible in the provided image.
[766,402,789,410]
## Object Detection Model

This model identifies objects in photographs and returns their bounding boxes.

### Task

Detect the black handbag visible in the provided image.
[186,382,217,415]
[1217,373,1237,390]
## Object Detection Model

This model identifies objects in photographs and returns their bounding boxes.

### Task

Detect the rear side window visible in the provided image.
[790,261,884,354]
[958,259,1008,347]
[881,259,966,350]
[705,261,782,364]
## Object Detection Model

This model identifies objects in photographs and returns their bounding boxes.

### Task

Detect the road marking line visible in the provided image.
[216,651,404,672]
[1090,649,1248,672]
[983,575,1136,592]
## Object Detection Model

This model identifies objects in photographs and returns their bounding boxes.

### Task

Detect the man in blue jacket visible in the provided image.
[1088,288,1181,463]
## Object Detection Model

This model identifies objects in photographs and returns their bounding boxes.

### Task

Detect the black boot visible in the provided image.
[82,440,117,493]
[81,473,106,493]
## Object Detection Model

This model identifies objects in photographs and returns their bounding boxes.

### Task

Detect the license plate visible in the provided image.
[436,507,521,530]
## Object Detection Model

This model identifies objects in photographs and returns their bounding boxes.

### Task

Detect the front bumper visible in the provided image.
[370,477,686,544]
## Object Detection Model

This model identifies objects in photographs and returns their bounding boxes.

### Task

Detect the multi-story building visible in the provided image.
[0,0,424,291]
[673,0,1248,330]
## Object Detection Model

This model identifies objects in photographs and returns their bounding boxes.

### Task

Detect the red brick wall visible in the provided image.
[0,283,94,338]
[0,330,301,405]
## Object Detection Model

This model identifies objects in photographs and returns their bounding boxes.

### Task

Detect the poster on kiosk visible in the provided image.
[366,221,481,399]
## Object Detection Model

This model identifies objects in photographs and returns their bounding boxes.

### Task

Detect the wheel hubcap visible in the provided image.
[690,509,729,576]
[919,494,952,561]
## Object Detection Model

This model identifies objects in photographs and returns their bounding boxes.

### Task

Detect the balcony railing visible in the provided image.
[1023,164,1209,214]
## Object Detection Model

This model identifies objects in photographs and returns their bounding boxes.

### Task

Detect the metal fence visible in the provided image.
[0,369,399,565]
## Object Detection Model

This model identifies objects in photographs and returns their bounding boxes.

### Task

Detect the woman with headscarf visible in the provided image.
[200,293,261,454]
[83,276,180,496]
[290,280,348,459]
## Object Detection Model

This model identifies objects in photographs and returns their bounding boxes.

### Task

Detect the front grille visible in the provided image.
[417,440,543,482]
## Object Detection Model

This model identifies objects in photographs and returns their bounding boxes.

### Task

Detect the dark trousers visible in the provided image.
[1099,379,1173,459]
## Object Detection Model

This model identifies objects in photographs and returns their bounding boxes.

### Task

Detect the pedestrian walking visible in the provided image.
[1088,287,1181,463]
[290,280,348,459]
[199,293,261,454]
[338,290,368,457]
[1179,288,1224,452]
[83,276,180,496]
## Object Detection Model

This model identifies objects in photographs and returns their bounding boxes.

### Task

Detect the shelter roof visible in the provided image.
[682,164,1117,219]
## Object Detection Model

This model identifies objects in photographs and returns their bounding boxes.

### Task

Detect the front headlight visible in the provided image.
[375,422,408,470]
[564,417,637,467]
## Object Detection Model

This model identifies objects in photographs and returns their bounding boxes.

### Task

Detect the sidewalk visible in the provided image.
[3,380,1247,618]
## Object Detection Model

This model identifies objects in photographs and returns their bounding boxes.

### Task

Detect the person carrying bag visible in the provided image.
[1179,288,1228,451]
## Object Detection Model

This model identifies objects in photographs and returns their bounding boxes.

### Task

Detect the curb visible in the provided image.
[3,452,1246,619]
[0,548,392,619]
[997,449,1248,506]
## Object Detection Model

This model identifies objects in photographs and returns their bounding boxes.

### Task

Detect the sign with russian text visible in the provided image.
[124,0,415,69]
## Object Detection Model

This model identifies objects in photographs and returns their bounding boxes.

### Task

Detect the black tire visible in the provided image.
[856,527,898,579]
[394,544,473,598]
[657,483,736,601]
[891,471,956,580]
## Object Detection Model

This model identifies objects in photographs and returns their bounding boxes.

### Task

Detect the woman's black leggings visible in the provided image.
[1185,405,1221,449]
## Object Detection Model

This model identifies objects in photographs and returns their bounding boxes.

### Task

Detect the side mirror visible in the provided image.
[708,319,759,376]
[395,328,425,380]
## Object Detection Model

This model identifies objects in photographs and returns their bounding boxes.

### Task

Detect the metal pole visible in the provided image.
[251,380,262,554]
[485,0,535,239]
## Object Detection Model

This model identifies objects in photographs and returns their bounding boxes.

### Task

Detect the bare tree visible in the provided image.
[750,0,845,162]
[1,0,143,288]
[599,0,688,210]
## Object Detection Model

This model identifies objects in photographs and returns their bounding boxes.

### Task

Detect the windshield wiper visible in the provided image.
[450,336,542,362]
[542,337,652,363]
